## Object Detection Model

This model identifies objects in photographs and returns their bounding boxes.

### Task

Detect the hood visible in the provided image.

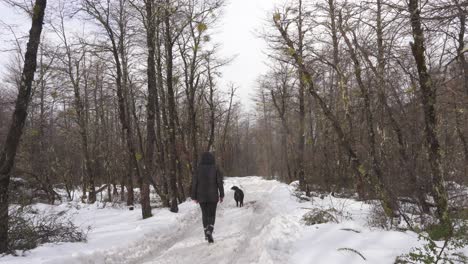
[200,152,215,165]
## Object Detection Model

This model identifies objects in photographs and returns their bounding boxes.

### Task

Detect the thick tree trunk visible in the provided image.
[455,6,468,169]
[0,0,47,253]
[118,33,138,207]
[408,0,452,236]
[142,0,158,219]
[457,8,468,97]
[155,20,170,207]
[296,0,307,193]
[164,0,179,213]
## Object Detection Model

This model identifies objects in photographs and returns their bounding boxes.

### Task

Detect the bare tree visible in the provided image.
[273,6,398,217]
[407,0,452,235]
[0,0,47,253]
[82,0,151,217]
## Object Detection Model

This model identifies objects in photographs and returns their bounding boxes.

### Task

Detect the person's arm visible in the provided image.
[191,170,198,202]
[216,167,224,201]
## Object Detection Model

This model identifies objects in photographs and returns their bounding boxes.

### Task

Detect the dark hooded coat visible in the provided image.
[191,152,224,202]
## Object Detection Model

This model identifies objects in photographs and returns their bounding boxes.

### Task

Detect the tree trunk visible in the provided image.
[455,4,468,170]
[142,0,158,219]
[0,0,47,253]
[206,59,216,152]
[408,0,452,236]
[456,5,468,97]
[221,86,235,171]
[155,18,170,207]
[164,0,179,213]
[296,0,307,193]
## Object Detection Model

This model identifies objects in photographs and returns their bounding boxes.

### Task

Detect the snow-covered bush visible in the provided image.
[8,206,88,254]
[367,203,402,230]
[367,203,392,229]
[302,208,340,225]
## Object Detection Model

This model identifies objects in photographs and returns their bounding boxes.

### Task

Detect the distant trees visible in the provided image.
[0,0,248,223]
[251,0,467,229]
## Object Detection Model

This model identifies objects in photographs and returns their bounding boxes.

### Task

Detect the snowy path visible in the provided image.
[81,177,302,264]
[139,178,301,264]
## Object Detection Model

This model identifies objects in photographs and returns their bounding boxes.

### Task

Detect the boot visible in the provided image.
[204,227,209,241]
[206,225,214,243]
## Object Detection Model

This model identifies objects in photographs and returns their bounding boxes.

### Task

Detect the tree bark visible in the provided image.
[408,0,452,235]
[164,0,180,213]
[455,2,468,169]
[296,0,307,193]
[206,58,216,152]
[0,0,47,253]
[142,0,158,219]
[155,17,170,207]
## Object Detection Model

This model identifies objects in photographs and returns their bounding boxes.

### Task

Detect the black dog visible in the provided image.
[230,186,244,207]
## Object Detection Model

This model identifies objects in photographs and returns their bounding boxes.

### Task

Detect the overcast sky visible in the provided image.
[214,0,285,109]
[0,0,286,109]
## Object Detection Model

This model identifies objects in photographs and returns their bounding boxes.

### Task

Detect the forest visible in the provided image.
[0,0,467,262]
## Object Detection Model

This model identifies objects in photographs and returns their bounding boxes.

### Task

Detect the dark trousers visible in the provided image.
[199,202,217,229]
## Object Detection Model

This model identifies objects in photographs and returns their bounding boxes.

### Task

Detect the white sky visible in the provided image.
[214,0,285,109]
[0,0,286,109]
[0,1,30,74]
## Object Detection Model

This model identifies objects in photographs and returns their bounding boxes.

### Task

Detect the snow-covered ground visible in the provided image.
[2,177,466,264]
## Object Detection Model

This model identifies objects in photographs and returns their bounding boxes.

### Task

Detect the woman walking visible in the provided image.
[191,152,224,243]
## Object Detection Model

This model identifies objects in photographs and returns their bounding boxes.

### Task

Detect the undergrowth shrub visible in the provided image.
[395,222,468,264]
[302,207,351,225]
[302,208,338,225]
[367,203,403,230]
[8,206,88,254]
